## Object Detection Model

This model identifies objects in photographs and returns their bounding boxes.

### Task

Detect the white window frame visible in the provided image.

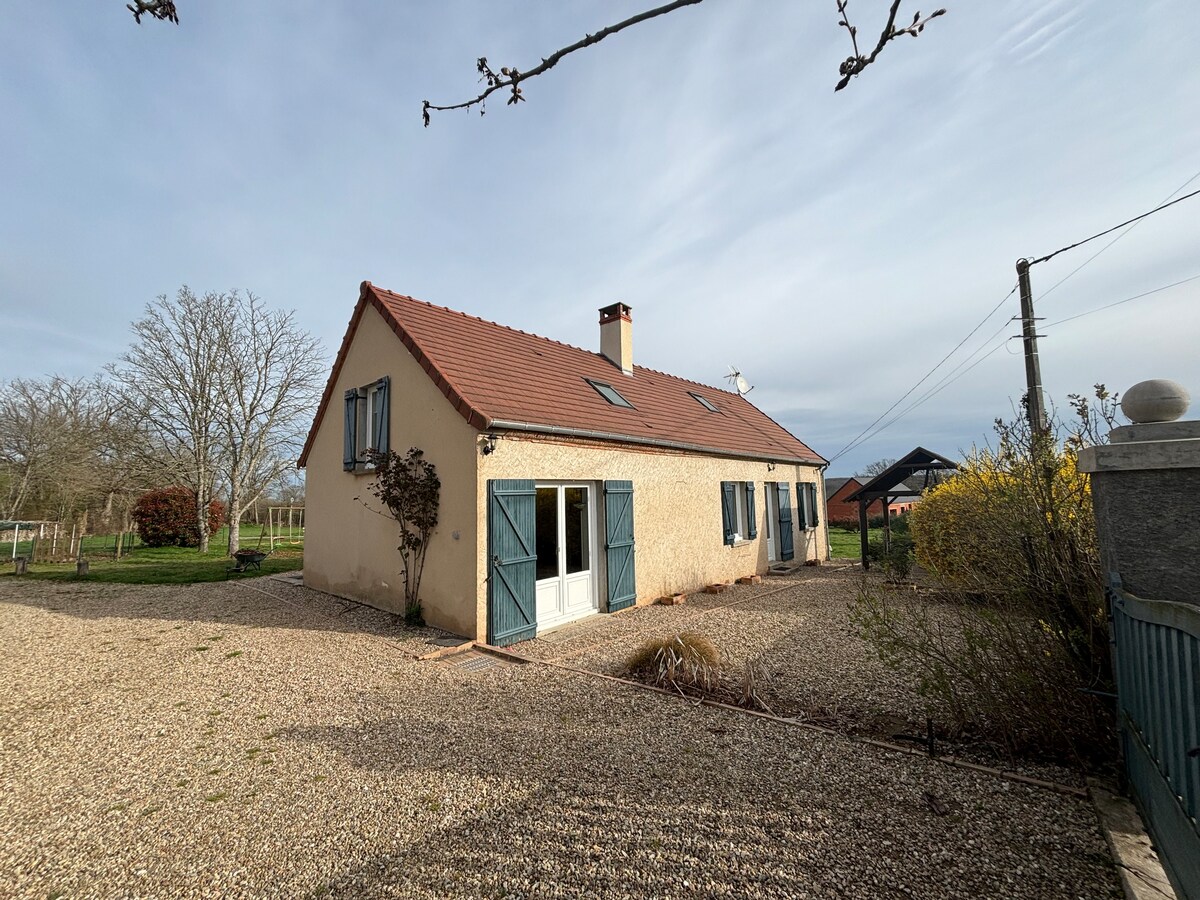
[353,379,388,470]
[731,481,749,542]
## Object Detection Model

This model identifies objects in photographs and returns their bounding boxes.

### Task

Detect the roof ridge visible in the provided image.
[371,284,612,361]
[373,287,741,396]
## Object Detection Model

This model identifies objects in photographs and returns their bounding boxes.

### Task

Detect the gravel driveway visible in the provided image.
[0,576,1121,899]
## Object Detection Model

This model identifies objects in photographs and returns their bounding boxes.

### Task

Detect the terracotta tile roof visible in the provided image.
[298,282,826,467]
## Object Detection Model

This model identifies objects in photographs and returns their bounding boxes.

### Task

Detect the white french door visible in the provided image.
[534,484,598,630]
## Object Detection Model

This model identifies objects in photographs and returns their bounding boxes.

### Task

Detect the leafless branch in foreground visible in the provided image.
[835,0,945,91]
[127,1,178,25]
[422,0,705,126]
[423,0,947,125]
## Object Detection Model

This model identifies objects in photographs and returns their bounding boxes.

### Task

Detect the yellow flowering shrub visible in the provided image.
[909,443,1096,598]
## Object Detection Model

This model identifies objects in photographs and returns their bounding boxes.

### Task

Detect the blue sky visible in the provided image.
[2,1,1198,474]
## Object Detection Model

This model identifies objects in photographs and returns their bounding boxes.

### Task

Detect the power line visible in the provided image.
[825,284,1016,465]
[881,270,1200,445]
[1044,271,1200,328]
[826,285,1017,465]
[1039,170,1200,303]
[1029,187,1200,267]
[837,319,1017,458]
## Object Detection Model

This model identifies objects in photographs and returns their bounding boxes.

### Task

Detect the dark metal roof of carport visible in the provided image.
[843,447,959,569]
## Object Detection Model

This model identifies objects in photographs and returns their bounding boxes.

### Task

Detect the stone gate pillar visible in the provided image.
[1077,379,1199,607]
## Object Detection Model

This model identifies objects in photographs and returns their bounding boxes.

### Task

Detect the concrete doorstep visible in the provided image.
[1088,779,1178,900]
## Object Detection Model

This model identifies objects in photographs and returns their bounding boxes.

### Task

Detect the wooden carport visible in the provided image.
[842,447,958,569]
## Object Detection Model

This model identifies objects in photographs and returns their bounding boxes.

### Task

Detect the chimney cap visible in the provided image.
[599,302,633,323]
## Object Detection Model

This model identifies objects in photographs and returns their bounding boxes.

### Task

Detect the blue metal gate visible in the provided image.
[1110,574,1200,899]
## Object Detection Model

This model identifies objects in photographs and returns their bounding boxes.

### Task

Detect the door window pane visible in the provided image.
[536,488,558,580]
[564,487,589,574]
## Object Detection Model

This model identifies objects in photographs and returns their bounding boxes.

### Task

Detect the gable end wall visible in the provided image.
[303,304,480,636]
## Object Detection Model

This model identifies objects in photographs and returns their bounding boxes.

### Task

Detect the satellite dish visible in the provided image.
[726,365,754,396]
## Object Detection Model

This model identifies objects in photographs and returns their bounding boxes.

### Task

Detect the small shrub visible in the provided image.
[403,603,425,627]
[132,487,225,547]
[880,536,914,582]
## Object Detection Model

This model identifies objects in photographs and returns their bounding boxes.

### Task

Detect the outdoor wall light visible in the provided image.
[767,462,776,472]
[481,433,499,455]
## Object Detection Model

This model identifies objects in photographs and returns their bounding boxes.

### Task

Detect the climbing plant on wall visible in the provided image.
[363,448,440,625]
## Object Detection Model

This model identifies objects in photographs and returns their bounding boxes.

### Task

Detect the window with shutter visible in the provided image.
[720,481,736,546]
[720,481,755,544]
[344,376,391,471]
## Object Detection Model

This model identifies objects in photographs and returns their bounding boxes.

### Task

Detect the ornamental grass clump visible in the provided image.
[625,633,775,712]
[626,632,721,694]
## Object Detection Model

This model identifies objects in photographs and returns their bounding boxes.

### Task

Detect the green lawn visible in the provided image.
[5,526,303,584]
[827,527,884,559]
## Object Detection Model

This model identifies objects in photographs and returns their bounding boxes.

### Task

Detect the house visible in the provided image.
[824,476,921,524]
[298,282,828,646]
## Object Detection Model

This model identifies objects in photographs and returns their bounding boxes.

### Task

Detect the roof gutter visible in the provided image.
[487,419,825,467]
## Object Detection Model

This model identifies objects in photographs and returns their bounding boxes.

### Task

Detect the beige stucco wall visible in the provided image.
[476,433,828,638]
[302,304,481,637]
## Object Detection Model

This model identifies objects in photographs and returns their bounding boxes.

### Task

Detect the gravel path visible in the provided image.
[0,577,1121,899]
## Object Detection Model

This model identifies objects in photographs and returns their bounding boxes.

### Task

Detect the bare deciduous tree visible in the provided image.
[111,288,325,555]
[211,294,325,554]
[0,377,148,528]
[111,287,231,552]
[855,457,898,479]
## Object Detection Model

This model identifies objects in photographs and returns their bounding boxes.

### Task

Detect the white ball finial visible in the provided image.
[1121,379,1190,424]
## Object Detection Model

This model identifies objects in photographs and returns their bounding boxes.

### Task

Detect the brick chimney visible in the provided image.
[599,302,633,375]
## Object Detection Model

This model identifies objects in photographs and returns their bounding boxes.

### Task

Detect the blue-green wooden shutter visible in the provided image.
[809,483,820,528]
[372,376,390,456]
[720,481,736,546]
[487,479,537,646]
[746,482,757,539]
[604,480,637,612]
[343,389,359,470]
[777,483,794,560]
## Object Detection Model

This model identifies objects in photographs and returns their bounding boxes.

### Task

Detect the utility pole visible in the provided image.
[1016,258,1048,436]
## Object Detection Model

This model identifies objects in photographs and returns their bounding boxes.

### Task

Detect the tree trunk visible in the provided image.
[196,493,210,553]
[227,494,242,555]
